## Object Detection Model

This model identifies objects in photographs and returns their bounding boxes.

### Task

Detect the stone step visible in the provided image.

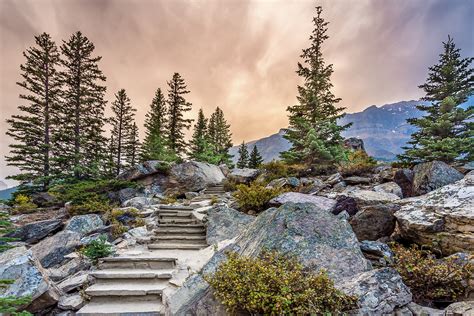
[99,257,176,270]
[154,229,206,236]
[158,214,192,220]
[156,210,193,216]
[148,243,207,250]
[158,205,194,211]
[86,280,168,297]
[91,269,174,280]
[151,236,206,245]
[158,218,198,224]
[157,223,205,228]
[77,297,164,315]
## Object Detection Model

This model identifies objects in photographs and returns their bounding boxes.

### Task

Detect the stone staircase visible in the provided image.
[148,205,208,250]
[76,257,176,315]
[190,184,226,203]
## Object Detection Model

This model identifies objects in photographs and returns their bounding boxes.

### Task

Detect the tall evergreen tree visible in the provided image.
[6,33,61,190]
[237,142,249,168]
[110,89,136,175]
[190,109,208,159]
[249,145,264,168]
[125,122,140,167]
[399,36,473,164]
[140,88,176,162]
[166,73,193,156]
[281,6,349,166]
[207,107,233,164]
[56,31,107,180]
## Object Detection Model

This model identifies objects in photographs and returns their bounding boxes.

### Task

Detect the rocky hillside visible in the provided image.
[230,98,472,161]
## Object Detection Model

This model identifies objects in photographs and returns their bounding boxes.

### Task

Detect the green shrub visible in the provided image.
[11,194,37,214]
[222,179,238,192]
[233,182,283,213]
[68,198,113,216]
[160,195,178,205]
[205,251,358,314]
[0,280,32,316]
[338,150,377,176]
[104,208,145,238]
[391,244,472,304]
[81,235,114,263]
[259,160,291,181]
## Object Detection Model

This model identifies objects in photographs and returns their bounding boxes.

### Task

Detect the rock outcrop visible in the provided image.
[167,161,226,194]
[395,171,474,255]
[269,192,337,212]
[65,214,104,237]
[412,161,464,196]
[6,219,63,244]
[205,205,254,245]
[349,203,399,241]
[394,168,414,198]
[228,168,259,184]
[373,182,403,198]
[0,246,61,313]
[31,230,82,268]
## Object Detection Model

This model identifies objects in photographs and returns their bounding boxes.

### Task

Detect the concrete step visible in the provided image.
[148,243,207,250]
[91,269,174,280]
[86,280,168,297]
[151,236,206,245]
[99,257,176,270]
[77,297,164,315]
[158,205,194,211]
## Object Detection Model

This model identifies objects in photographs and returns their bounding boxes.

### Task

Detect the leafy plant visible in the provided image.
[338,150,377,176]
[233,182,284,213]
[81,235,114,263]
[205,251,358,314]
[391,244,473,305]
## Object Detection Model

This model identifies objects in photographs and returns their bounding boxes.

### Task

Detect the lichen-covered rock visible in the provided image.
[57,271,90,293]
[168,161,226,193]
[412,160,464,196]
[339,188,400,206]
[266,177,300,189]
[0,246,60,313]
[269,192,336,212]
[395,171,474,255]
[374,182,403,198]
[122,196,159,209]
[47,256,91,282]
[58,293,85,310]
[228,168,259,184]
[31,230,82,268]
[205,205,254,245]
[394,168,415,198]
[337,267,412,315]
[349,203,399,241]
[344,176,371,185]
[65,214,104,237]
[326,172,343,185]
[360,240,395,267]
[117,160,171,181]
[444,301,474,316]
[6,219,63,244]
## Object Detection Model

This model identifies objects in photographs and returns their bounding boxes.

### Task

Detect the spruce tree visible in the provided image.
[6,33,61,190]
[125,122,140,167]
[237,142,249,168]
[399,36,473,164]
[207,107,233,165]
[166,73,193,156]
[141,88,176,162]
[249,145,264,168]
[281,6,349,166]
[56,31,107,180]
[190,109,208,159]
[110,89,136,175]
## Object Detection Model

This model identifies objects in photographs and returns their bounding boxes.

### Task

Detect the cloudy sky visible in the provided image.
[0,0,473,186]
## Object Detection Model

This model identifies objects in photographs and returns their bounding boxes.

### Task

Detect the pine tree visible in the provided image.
[281,6,349,166]
[56,31,107,180]
[141,88,176,162]
[399,36,473,164]
[166,73,193,156]
[110,89,136,175]
[125,122,140,167]
[207,107,233,165]
[249,145,264,168]
[190,109,208,159]
[237,142,249,168]
[6,33,61,191]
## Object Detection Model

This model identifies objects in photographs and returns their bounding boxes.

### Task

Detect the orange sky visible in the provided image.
[0,0,473,186]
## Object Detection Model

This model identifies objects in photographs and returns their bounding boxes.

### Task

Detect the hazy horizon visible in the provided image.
[1,0,473,187]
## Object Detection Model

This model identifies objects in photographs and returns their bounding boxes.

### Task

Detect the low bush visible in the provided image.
[159,195,178,205]
[233,182,283,213]
[391,244,473,305]
[205,251,358,314]
[104,208,145,238]
[68,199,113,216]
[338,150,377,176]
[11,194,37,214]
[222,179,238,192]
[259,160,292,181]
[81,235,114,263]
